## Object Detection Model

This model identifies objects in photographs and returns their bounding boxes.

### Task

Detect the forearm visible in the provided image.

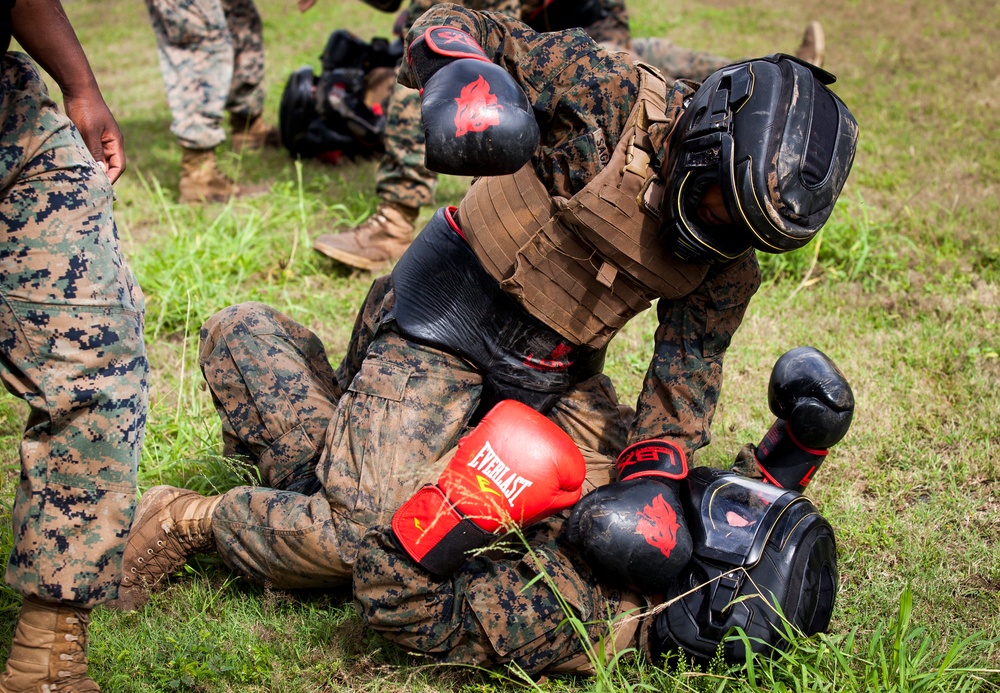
[631,327,723,462]
[400,3,532,89]
[11,0,100,98]
[630,253,761,460]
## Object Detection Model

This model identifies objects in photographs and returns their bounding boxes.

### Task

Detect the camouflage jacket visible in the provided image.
[399,5,760,462]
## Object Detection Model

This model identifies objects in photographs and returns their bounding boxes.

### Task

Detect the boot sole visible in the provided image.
[313,239,388,272]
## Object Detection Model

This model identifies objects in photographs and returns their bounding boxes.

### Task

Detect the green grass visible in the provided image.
[0,0,999,690]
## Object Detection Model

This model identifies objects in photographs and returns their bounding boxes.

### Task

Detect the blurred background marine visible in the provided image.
[143,0,282,203]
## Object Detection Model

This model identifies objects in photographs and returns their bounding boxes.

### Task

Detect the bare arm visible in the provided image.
[11,0,125,182]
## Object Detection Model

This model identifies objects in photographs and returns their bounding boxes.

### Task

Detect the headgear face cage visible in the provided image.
[662,54,859,264]
[650,467,838,665]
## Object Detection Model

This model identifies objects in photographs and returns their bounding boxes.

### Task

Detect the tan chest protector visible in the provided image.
[458,66,709,349]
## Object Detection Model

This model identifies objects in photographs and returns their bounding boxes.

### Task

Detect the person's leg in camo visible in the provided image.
[144,0,278,204]
[546,372,634,495]
[145,0,237,202]
[111,294,486,604]
[221,0,281,152]
[0,53,148,692]
[629,38,732,81]
[631,21,826,80]
[313,82,429,270]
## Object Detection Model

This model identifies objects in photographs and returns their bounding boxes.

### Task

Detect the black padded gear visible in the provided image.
[661,54,859,264]
[650,468,838,665]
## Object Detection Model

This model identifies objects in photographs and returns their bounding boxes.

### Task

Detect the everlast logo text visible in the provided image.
[467,441,533,507]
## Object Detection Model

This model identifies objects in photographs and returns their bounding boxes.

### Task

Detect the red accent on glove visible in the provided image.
[392,400,585,574]
[423,26,490,62]
[616,439,688,482]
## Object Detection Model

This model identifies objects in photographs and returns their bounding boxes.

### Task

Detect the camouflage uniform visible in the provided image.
[144,0,266,149]
[342,4,760,666]
[354,514,644,675]
[0,52,148,607]
[374,0,730,209]
[579,0,731,81]
[630,39,730,82]
[198,276,626,587]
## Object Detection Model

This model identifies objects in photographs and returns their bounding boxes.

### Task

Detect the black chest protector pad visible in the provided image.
[389,207,605,421]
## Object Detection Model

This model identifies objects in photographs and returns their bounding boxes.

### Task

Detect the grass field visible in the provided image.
[1,0,998,690]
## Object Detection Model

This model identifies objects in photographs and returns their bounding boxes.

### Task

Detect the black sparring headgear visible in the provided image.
[662,54,859,264]
[650,467,838,665]
[279,30,402,160]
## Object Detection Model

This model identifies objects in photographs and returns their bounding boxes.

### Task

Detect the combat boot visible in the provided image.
[230,113,281,152]
[795,21,825,68]
[313,201,419,271]
[0,598,100,693]
[178,147,238,204]
[106,486,222,612]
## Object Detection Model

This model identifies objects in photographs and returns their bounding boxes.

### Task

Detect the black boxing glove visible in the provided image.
[746,346,855,492]
[408,26,539,176]
[566,477,693,595]
[566,439,691,594]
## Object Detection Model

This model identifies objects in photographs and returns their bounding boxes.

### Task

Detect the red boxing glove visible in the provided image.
[392,400,585,575]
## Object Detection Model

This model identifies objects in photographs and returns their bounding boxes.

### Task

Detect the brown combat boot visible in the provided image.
[795,21,825,68]
[178,147,238,204]
[105,486,222,612]
[0,598,100,693]
[313,201,419,271]
[230,113,281,152]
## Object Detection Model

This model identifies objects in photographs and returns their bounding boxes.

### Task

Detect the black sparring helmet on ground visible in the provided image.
[279,29,402,161]
[650,467,838,664]
[661,54,859,264]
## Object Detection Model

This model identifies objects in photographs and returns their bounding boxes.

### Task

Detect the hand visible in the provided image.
[63,89,125,183]
[566,478,692,594]
[409,27,539,176]
[297,0,317,12]
[749,346,854,492]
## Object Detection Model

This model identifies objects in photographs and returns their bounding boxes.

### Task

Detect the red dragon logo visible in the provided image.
[454,75,503,137]
[635,493,680,558]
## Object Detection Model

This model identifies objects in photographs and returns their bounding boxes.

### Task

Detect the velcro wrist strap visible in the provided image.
[754,419,827,491]
[616,439,688,481]
[425,26,488,60]
[391,485,493,575]
[409,26,489,87]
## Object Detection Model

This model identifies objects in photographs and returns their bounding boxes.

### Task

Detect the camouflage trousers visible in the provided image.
[0,54,148,607]
[354,519,645,675]
[631,37,731,82]
[374,80,436,209]
[144,0,266,150]
[198,280,629,589]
